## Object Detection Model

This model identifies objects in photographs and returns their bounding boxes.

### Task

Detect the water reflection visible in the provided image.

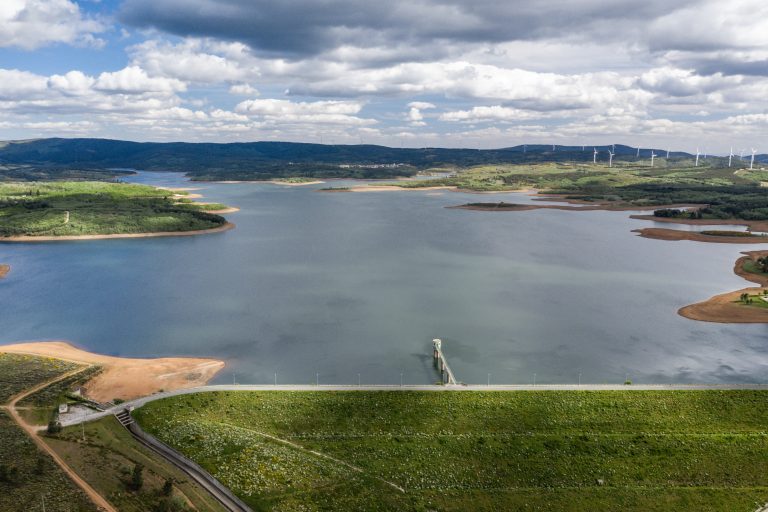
[0,172,766,385]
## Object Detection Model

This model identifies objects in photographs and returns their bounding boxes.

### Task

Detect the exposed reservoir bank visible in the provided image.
[0,341,224,401]
[0,171,766,385]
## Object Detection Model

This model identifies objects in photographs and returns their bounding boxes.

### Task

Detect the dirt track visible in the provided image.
[2,368,117,512]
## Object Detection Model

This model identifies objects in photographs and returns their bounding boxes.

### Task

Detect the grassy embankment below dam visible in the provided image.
[134,390,768,511]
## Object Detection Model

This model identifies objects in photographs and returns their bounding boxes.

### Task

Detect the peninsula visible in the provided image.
[679,251,768,323]
[0,182,234,241]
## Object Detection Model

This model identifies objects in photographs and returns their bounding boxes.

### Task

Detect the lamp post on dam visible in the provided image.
[432,338,457,385]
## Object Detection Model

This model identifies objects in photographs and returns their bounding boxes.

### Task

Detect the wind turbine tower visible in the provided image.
[636,147,640,158]
[608,149,615,168]
[593,147,598,164]
[651,151,657,167]
[751,148,757,170]
[666,148,670,158]
[728,147,734,168]
[695,147,700,167]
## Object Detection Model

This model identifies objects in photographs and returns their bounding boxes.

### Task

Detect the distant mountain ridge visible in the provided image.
[0,138,764,180]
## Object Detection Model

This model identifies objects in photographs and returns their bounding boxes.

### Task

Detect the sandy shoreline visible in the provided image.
[205,207,240,214]
[0,264,8,278]
[192,202,241,214]
[678,251,768,323]
[450,201,703,212]
[633,228,768,244]
[342,185,458,192]
[0,222,235,243]
[212,179,325,186]
[630,214,768,233]
[0,341,225,401]
[319,184,538,194]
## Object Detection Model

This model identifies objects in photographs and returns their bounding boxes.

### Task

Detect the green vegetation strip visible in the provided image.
[135,390,768,511]
[0,182,228,237]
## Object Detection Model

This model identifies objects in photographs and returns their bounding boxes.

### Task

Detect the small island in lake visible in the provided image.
[0,264,9,278]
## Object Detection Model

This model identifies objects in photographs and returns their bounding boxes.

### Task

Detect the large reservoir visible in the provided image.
[1,172,765,385]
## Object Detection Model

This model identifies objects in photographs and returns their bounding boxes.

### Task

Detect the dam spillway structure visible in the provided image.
[432,338,457,385]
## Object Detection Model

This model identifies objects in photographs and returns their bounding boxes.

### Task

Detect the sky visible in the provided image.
[0,0,767,151]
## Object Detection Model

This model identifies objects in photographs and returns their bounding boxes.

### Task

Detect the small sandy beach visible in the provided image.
[0,222,235,243]
[0,341,225,401]
[0,264,9,278]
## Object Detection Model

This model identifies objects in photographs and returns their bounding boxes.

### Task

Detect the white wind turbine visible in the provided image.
[728,147,734,168]
[650,150,658,167]
[593,147,598,164]
[636,147,640,158]
[607,148,615,168]
[750,148,757,170]
[740,149,745,161]
[666,148,670,158]
[695,147,700,167]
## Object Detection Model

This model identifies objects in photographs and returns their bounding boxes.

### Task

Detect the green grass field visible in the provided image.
[0,182,229,237]
[0,353,81,403]
[134,390,768,511]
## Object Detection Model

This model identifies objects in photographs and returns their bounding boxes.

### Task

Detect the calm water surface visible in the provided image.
[1,172,766,385]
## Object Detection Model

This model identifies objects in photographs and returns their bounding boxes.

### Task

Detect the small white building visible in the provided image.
[58,403,68,414]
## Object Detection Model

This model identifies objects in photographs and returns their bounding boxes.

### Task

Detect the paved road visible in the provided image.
[61,382,768,427]
[4,368,117,512]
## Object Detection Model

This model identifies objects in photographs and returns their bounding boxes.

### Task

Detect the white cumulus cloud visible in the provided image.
[0,0,105,49]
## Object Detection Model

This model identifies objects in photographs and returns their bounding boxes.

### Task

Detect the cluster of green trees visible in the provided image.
[574,184,768,221]
[757,256,768,273]
[127,465,186,512]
